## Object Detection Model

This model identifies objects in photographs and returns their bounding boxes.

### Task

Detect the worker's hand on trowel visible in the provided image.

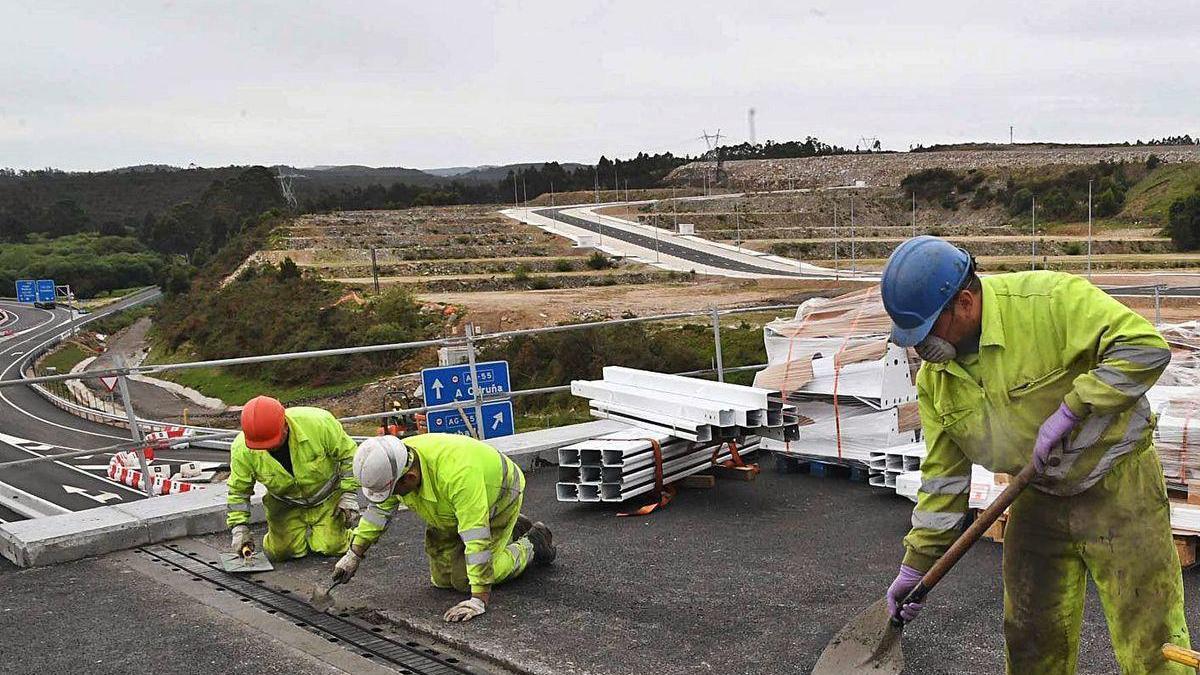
[886,565,926,623]
[231,525,254,555]
[333,548,362,584]
[336,492,360,528]
[443,597,486,623]
[1033,403,1080,473]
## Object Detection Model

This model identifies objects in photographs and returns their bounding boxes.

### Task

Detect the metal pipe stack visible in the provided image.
[556,427,760,503]
[571,366,800,443]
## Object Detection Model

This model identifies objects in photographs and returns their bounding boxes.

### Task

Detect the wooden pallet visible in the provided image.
[1175,535,1197,569]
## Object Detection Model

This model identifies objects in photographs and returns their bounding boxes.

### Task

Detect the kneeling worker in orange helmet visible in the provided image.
[226,396,361,561]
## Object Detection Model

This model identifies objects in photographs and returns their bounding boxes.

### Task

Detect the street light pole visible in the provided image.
[1030,196,1037,271]
[1087,180,1093,279]
[912,192,916,238]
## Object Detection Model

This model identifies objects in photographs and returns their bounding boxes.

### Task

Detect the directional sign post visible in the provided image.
[35,279,56,303]
[426,401,515,440]
[421,361,511,406]
[15,280,35,303]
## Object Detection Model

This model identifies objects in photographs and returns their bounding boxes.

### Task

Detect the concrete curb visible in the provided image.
[0,484,267,567]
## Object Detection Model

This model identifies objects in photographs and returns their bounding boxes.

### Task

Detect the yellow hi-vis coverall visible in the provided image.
[226,407,359,561]
[903,271,1190,674]
[351,433,532,594]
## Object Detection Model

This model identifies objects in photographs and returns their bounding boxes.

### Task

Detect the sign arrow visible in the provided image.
[62,485,122,503]
[491,412,504,431]
[431,379,444,397]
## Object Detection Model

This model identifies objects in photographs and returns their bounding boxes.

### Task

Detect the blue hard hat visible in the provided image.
[881,236,973,347]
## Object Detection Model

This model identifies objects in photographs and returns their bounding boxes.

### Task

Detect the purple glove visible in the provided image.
[886,564,925,623]
[1033,403,1080,473]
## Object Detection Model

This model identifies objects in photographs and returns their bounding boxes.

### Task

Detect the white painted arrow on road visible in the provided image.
[62,485,122,503]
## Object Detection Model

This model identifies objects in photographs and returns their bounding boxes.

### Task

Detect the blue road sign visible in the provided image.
[426,400,515,440]
[421,361,510,407]
[35,279,56,303]
[15,280,35,303]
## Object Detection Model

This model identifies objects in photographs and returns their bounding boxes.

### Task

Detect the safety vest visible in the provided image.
[226,407,359,527]
[352,433,524,593]
[903,271,1169,571]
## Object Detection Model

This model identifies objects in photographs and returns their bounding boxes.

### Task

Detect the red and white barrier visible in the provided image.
[107,451,196,495]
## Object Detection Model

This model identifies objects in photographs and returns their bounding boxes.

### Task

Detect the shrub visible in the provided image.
[1007,188,1034,216]
[1095,188,1122,218]
[553,258,575,272]
[1064,242,1083,256]
[586,252,612,270]
[1147,154,1162,171]
[529,276,553,290]
[512,264,531,282]
[1167,190,1200,251]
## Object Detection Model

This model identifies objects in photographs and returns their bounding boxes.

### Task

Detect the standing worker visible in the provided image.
[330,433,556,623]
[227,396,361,561]
[880,236,1190,674]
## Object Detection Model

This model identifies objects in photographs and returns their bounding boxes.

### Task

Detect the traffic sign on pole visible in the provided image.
[35,279,56,303]
[99,376,119,392]
[421,361,510,407]
[426,401,515,440]
[15,280,35,303]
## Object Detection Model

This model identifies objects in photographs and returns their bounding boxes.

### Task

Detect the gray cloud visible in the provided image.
[1,0,1197,171]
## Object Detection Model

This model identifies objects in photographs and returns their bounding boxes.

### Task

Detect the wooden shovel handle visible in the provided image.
[894,461,1039,625]
[1162,643,1200,667]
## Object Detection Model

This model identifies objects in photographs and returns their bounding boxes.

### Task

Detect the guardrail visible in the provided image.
[0,299,804,495]
[1,281,1186,494]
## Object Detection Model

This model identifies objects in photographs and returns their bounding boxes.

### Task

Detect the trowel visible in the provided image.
[219,542,275,574]
[310,577,346,612]
[812,457,1047,674]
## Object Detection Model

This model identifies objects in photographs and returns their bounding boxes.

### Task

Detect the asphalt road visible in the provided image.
[0,291,227,518]
[536,206,810,277]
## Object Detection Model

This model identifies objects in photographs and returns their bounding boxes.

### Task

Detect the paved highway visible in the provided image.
[0,290,227,519]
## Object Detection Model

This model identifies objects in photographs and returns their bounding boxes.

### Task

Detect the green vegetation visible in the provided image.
[511,264,531,282]
[586,252,613,270]
[153,261,439,387]
[87,304,157,336]
[0,233,187,298]
[1123,163,1200,223]
[1167,188,1200,251]
[552,258,575,272]
[39,342,91,375]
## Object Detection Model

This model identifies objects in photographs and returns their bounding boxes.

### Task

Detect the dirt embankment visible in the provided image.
[667,146,1200,189]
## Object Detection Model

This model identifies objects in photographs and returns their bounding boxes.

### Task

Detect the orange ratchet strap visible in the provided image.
[617,438,677,517]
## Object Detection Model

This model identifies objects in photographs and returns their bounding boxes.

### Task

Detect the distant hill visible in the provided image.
[451,162,587,183]
[422,166,487,177]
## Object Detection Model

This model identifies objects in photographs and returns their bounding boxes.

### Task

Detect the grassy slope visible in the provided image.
[1122,163,1200,224]
[39,343,91,374]
[145,341,376,406]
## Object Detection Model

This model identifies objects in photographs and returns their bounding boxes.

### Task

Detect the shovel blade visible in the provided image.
[310,581,340,612]
[811,597,904,675]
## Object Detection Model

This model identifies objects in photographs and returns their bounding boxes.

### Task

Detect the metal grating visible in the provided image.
[139,544,485,675]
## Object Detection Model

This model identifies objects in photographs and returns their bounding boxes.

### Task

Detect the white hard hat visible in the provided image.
[354,436,412,503]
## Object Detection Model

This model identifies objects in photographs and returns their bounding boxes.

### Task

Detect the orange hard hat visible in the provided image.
[241,396,286,449]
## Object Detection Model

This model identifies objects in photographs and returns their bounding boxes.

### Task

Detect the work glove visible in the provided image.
[333,548,362,584]
[886,564,926,623]
[336,492,360,528]
[230,525,253,554]
[443,597,486,623]
[1033,403,1080,474]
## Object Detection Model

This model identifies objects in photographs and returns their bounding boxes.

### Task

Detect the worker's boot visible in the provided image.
[526,522,556,566]
[512,513,533,541]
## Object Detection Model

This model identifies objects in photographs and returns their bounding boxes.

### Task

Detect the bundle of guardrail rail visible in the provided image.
[560,367,794,503]
[752,287,922,466]
[555,428,761,503]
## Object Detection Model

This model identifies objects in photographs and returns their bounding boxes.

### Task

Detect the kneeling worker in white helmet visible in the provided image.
[332,433,556,623]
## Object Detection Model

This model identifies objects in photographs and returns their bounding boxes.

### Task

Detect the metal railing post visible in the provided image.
[115,366,154,497]
[711,306,725,382]
[1154,286,1162,327]
[464,323,485,439]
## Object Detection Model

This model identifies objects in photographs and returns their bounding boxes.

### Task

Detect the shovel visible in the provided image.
[813,458,1045,674]
[310,577,346,613]
[219,542,275,574]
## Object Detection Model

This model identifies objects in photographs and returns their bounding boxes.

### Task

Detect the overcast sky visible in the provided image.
[2,1,1196,171]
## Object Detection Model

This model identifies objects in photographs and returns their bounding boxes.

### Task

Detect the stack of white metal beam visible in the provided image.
[555,427,759,503]
[868,441,925,489]
[572,366,800,443]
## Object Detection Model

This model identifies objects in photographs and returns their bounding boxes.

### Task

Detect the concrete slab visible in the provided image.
[0,484,266,567]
